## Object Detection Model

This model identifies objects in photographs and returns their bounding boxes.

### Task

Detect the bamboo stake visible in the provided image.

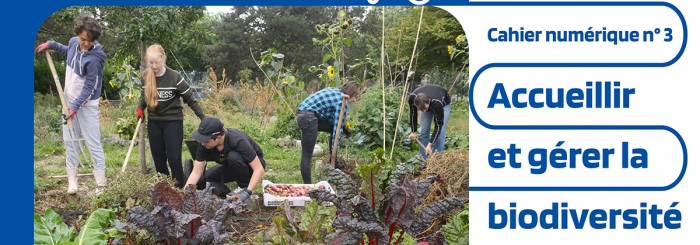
[390,6,425,160]
[384,53,393,89]
[392,24,403,91]
[381,6,387,156]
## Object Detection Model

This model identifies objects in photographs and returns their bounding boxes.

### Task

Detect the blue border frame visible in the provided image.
[468,1,688,191]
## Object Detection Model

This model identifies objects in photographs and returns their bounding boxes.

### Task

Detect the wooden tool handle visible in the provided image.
[45,51,73,129]
[121,118,143,173]
[415,139,432,156]
[330,96,349,168]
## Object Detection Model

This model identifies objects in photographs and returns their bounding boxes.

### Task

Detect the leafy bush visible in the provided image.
[253,199,335,244]
[34,55,67,95]
[445,131,468,150]
[442,205,469,245]
[105,54,141,103]
[270,111,300,140]
[34,209,76,245]
[351,84,411,150]
[34,208,120,245]
[34,93,63,137]
[238,120,267,142]
[114,117,138,140]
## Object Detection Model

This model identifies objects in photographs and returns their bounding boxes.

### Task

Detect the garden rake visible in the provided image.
[45,51,93,168]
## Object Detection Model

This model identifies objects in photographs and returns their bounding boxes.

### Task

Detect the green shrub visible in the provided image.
[445,131,469,150]
[33,93,63,137]
[89,172,175,215]
[33,56,66,95]
[238,120,267,141]
[270,111,300,140]
[442,205,469,245]
[351,84,411,150]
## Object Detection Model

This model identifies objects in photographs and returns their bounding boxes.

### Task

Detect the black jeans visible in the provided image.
[148,120,185,188]
[195,151,266,197]
[297,111,336,184]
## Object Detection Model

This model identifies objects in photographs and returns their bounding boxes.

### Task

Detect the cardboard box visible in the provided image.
[262,180,335,207]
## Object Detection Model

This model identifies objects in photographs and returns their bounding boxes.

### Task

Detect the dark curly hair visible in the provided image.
[74,13,101,42]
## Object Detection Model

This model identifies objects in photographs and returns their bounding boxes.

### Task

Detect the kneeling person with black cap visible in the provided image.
[184,117,266,202]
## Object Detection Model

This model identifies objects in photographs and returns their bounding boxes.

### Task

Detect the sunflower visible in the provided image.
[447,45,453,55]
[327,66,336,77]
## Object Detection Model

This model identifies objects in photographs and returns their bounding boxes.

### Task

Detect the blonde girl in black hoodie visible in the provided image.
[137,44,206,188]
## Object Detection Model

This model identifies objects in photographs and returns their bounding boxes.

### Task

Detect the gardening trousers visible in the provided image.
[297,111,337,184]
[64,104,105,170]
[148,119,185,188]
[195,151,267,197]
[419,103,451,159]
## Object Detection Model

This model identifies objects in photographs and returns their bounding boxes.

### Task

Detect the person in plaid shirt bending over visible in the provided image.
[296,82,361,184]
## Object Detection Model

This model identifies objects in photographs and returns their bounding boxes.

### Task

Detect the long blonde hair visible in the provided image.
[143,44,166,108]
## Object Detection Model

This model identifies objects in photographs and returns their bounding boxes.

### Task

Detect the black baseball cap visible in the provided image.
[191,117,224,143]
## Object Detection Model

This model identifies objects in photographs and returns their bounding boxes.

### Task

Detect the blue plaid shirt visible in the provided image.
[298,87,349,149]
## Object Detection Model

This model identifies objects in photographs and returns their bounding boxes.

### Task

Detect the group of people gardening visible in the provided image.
[36,13,453,202]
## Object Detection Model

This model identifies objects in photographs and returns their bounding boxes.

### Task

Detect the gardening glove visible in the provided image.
[136,108,144,120]
[230,189,252,202]
[35,42,50,54]
[409,132,418,141]
[342,124,352,137]
[62,109,77,121]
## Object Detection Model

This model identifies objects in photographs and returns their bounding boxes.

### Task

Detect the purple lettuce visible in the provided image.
[124,181,245,245]
[309,164,465,245]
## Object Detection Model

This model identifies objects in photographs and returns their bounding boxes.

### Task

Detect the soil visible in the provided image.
[225,196,287,244]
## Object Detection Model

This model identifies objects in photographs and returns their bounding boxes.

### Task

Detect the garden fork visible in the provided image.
[45,51,92,168]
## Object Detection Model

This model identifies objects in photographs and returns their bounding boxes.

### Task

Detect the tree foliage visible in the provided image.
[384,7,466,84]
[34,6,209,94]
[34,6,468,100]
